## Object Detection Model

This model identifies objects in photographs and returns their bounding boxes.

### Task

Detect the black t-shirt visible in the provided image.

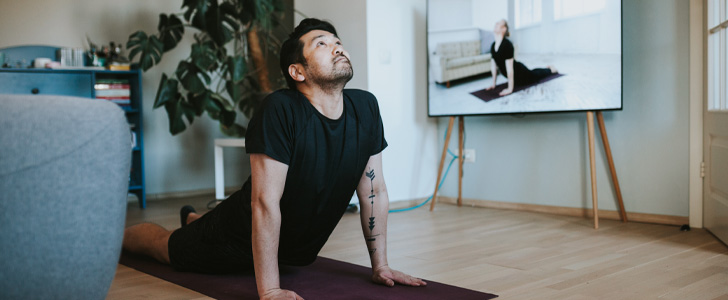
[232,88,387,266]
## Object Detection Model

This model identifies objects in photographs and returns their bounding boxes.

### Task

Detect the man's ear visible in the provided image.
[288,64,305,83]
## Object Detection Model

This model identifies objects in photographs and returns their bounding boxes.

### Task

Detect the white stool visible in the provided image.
[214,138,246,200]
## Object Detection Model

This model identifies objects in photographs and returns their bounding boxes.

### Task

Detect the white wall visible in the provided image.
[472,0,509,31]
[426,0,507,57]
[513,0,621,54]
[428,0,506,32]
[368,0,440,202]
[437,0,691,217]
[0,0,252,197]
[428,0,473,31]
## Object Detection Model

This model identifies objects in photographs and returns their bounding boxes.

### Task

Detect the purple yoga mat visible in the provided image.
[119,253,497,300]
[470,73,564,102]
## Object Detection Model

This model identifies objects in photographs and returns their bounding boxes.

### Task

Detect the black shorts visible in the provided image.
[168,190,253,274]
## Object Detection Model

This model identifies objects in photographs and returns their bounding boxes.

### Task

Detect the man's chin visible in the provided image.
[333,67,354,82]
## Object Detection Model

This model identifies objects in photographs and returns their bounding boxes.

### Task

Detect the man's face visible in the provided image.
[299,30,353,89]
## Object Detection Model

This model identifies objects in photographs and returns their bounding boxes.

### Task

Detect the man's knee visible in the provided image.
[155,231,171,264]
[122,223,172,264]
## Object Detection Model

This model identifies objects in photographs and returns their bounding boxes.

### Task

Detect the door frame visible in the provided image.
[688,0,704,229]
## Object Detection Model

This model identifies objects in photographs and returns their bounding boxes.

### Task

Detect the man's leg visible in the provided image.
[122,223,172,264]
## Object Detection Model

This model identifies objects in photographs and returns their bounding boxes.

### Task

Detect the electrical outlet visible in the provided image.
[463,149,475,163]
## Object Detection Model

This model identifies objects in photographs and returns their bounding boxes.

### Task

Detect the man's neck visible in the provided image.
[299,85,345,120]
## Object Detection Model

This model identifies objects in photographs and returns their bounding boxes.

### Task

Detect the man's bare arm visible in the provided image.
[356,153,389,270]
[250,154,302,299]
[356,153,426,287]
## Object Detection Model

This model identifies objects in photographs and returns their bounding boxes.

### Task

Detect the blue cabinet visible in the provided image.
[0,72,93,96]
[0,68,147,208]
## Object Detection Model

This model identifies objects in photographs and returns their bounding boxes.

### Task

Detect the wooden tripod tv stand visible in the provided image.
[429,112,627,229]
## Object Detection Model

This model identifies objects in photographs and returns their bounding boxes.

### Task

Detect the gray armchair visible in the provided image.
[0,94,130,299]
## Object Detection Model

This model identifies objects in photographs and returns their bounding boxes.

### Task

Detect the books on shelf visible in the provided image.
[95,79,131,107]
[108,62,131,71]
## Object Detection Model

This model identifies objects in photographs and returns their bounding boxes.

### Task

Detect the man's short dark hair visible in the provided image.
[279,18,338,90]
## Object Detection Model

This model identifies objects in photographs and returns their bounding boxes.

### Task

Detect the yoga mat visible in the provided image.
[119,253,497,300]
[470,73,564,102]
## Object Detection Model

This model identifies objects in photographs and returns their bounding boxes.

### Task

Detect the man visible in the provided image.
[122,18,425,300]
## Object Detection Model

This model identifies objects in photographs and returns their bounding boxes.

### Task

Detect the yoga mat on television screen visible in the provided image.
[470,73,564,102]
[119,253,498,300]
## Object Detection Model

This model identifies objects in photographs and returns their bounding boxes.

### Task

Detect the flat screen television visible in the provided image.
[427,0,622,117]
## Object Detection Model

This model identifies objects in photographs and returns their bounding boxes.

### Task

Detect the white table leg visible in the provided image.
[213,138,246,201]
[215,144,225,200]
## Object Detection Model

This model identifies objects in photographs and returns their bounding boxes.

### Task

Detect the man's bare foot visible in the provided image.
[187,212,201,224]
[548,65,558,74]
[180,205,199,227]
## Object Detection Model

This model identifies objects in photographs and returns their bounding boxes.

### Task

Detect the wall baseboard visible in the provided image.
[132,187,240,203]
[437,197,689,226]
[135,190,688,226]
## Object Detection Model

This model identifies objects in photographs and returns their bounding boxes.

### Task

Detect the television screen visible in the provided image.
[427,0,622,117]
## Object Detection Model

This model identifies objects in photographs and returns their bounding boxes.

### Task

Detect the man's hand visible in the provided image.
[371,265,427,287]
[485,84,496,91]
[261,288,304,300]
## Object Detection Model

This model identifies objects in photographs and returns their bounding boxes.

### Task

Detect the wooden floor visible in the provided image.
[108,195,728,300]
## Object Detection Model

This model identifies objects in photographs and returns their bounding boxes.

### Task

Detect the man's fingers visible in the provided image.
[380,274,395,287]
[411,277,427,286]
[374,273,395,287]
[401,276,418,286]
[392,271,426,287]
[372,268,425,287]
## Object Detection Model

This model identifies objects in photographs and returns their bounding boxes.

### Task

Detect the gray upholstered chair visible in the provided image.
[0,94,130,299]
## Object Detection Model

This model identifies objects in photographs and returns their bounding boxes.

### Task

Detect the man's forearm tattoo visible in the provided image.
[365,169,379,257]
[366,234,380,242]
[366,169,376,231]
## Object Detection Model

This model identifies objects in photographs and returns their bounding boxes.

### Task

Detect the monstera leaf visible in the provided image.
[128,0,287,137]
[127,32,164,71]
[164,100,184,135]
[153,73,180,109]
[175,61,210,94]
[224,55,247,104]
[159,14,185,51]
[187,90,211,116]
[190,43,217,71]
[182,0,211,30]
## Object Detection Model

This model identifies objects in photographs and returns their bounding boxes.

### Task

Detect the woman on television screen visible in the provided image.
[487,19,558,96]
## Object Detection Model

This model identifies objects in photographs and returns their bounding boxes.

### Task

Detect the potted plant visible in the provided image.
[127,0,290,136]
